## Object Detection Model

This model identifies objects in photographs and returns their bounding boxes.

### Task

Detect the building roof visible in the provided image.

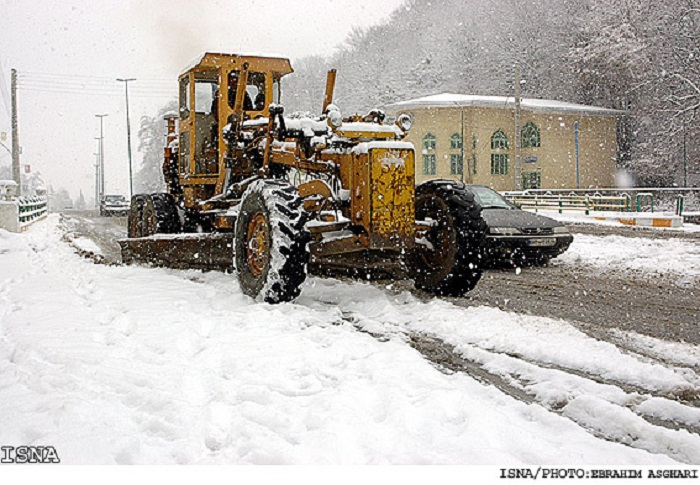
[386,93,623,116]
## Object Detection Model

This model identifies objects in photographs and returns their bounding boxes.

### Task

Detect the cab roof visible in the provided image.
[180,52,294,78]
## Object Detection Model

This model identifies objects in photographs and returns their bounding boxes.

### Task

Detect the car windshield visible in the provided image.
[470,186,513,209]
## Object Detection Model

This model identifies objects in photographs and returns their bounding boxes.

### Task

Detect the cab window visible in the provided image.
[179,76,190,119]
[273,76,281,104]
[227,71,267,111]
[246,72,266,111]
[194,81,217,114]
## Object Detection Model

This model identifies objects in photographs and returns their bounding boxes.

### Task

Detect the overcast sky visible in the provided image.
[0,0,405,201]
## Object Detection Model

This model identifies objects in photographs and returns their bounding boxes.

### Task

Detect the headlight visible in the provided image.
[327,108,343,128]
[396,113,412,132]
[553,226,570,234]
[489,227,522,235]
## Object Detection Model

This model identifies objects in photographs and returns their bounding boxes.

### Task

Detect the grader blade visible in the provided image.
[118,233,234,271]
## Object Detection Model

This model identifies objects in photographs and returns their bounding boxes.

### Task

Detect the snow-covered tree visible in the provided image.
[284,0,699,187]
[76,190,86,210]
[135,100,177,194]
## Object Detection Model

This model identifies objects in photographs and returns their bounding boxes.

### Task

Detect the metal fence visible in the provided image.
[0,195,48,232]
[502,192,630,214]
[503,188,700,216]
[18,196,48,226]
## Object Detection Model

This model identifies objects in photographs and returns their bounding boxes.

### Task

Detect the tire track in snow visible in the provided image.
[572,322,700,375]
[406,332,700,464]
[338,309,700,464]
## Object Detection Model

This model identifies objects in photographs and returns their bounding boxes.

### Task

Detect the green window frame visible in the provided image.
[491,129,509,150]
[491,154,509,175]
[423,133,436,151]
[450,154,463,175]
[423,154,436,175]
[521,121,541,148]
[450,133,463,150]
[522,171,541,189]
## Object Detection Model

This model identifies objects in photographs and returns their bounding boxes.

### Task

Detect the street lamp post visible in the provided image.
[94,137,102,203]
[117,78,136,198]
[94,152,100,210]
[95,114,108,201]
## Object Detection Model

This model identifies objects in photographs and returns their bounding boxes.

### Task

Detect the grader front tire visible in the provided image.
[409,180,487,296]
[234,180,309,303]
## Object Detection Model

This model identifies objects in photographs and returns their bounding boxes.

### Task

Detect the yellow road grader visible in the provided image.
[120,53,487,303]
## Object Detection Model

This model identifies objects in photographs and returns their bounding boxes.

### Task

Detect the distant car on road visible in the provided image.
[100,194,129,217]
[464,185,573,266]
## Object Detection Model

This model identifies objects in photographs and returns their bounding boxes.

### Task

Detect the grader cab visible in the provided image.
[122,52,487,303]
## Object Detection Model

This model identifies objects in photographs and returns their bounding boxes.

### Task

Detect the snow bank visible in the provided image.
[558,234,700,282]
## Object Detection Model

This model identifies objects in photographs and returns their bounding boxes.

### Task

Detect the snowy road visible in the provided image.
[1,216,700,464]
[466,238,700,344]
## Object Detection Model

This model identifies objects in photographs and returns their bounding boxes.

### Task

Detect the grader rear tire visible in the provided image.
[408,180,487,295]
[127,194,149,238]
[234,180,309,303]
[127,193,179,237]
[151,193,181,234]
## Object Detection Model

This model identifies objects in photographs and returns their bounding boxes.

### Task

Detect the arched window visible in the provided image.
[521,121,541,148]
[491,129,509,150]
[491,129,509,175]
[423,133,436,151]
[450,133,462,150]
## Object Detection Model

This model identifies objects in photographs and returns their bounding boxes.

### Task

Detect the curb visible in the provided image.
[594,214,683,228]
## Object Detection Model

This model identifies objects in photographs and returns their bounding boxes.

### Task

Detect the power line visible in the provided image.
[18,82,172,92]
[18,83,173,94]
[18,79,172,90]
[17,70,174,99]
[16,86,175,99]
[19,77,173,89]
[19,70,171,84]
[0,55,11,119]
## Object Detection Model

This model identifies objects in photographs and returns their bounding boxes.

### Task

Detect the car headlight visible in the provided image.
[553,226,570,234]
[489,227,522,235]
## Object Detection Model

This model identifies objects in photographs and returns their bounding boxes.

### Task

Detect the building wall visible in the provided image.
[400,105,617,190]
[403,107,466,183]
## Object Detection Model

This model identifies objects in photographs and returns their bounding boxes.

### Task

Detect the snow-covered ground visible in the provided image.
[1,216,699,464]
[559,233,700,284]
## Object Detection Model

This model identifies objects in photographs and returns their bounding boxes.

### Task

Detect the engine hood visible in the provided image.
[480,208,563,230]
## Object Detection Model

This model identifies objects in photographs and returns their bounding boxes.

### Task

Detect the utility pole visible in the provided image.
[683,118,688,187]
[117,78,136,198]
[513,63,522,191]
[95,114,108,200]
[94,150,100,209]
[11,69,20,195]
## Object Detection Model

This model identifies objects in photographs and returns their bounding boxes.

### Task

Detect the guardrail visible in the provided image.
[0,196,48,232]
[503,192,630,214]
[507,188,699,213]
[18,196,48,227]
